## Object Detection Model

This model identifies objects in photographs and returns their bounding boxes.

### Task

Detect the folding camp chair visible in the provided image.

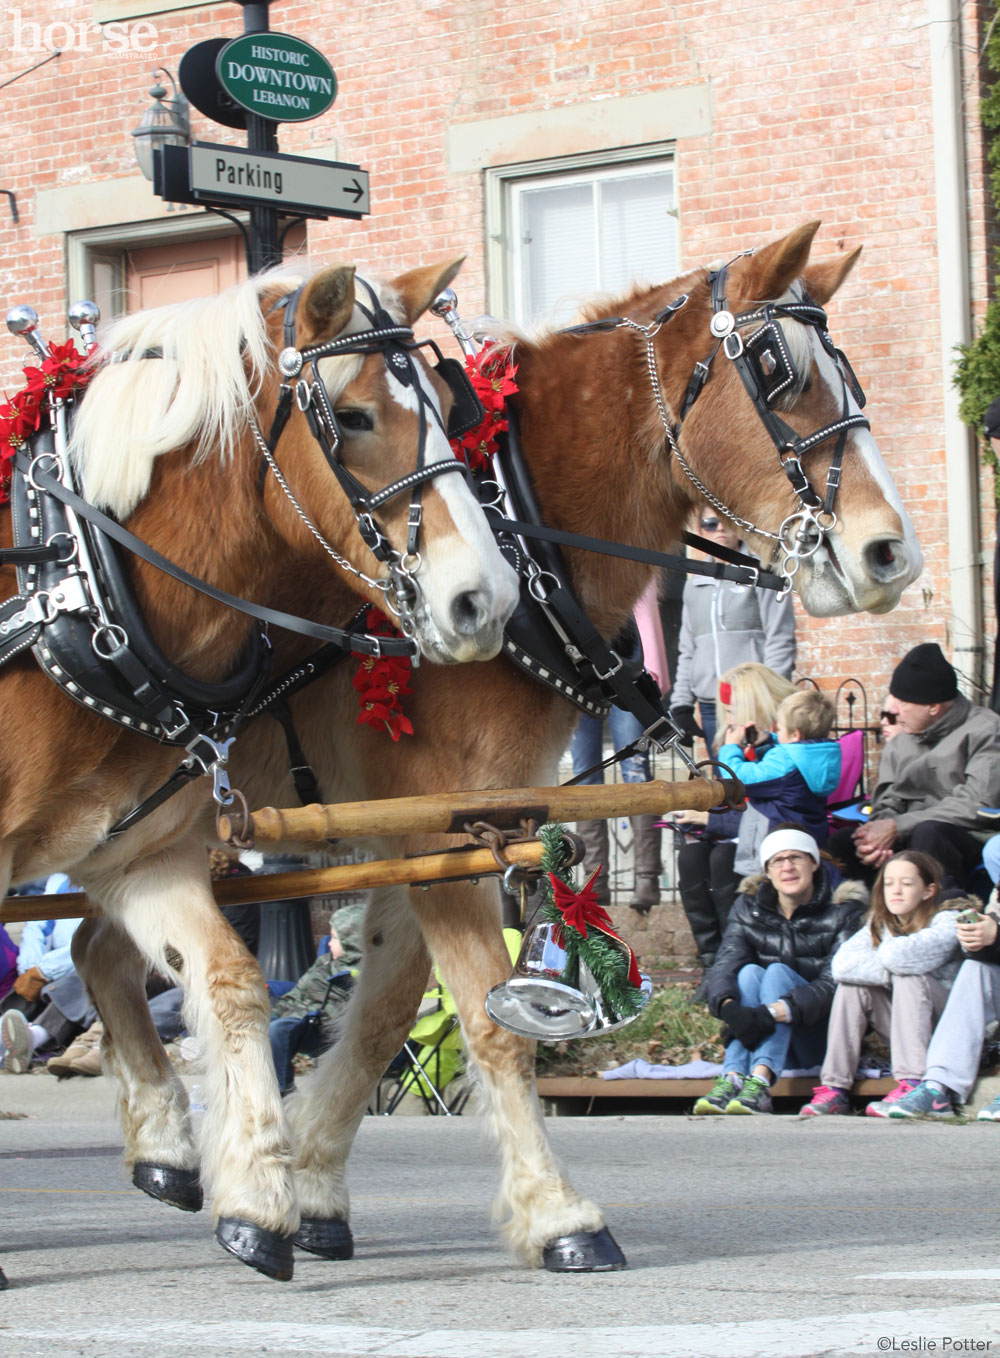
[827,728,866,827]
[374,933,522,1116]
[377,970,467,1116]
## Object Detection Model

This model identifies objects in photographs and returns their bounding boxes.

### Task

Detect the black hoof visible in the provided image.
[542,1226,627,1272]
[132,1162,203,1213]
[293,1217,354,1260]
[216,1217,294,1281]
[0,1266,8,1290]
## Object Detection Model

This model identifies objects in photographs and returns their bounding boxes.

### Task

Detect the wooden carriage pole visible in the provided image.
[0,840,551,925]
[218,776,739,846]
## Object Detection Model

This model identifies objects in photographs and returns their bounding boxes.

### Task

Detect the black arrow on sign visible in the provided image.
[343,179,364,203]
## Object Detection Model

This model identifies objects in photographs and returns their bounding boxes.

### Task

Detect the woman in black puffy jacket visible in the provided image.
[695,824,867,1116]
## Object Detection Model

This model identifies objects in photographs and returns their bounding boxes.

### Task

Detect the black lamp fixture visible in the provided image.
[131,68,191,182]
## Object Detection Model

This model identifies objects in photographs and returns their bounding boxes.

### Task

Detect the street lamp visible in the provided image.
[131,69,191,181]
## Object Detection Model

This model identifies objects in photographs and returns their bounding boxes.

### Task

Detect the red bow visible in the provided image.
[548,869,642,988]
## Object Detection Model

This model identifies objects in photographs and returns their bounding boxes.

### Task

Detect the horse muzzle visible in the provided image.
[411,561,518,663]
[797,529,922,617]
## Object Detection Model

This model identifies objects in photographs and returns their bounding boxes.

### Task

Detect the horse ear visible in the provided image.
[390,257,466,324]
[294,265,357,347]
[803,246,863,306]
[738,221,822,302]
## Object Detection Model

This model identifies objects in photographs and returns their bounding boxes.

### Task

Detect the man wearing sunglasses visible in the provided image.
[668,511,796,750]
[828,642,1000,889]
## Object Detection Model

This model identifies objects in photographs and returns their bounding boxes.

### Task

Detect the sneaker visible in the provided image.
[799,1084,850,1118]
[865,1079,919,1119]
[976,1092,1000,1122]
[693,1073,743,1115]
[726,1073,773,1115]
[1,1010,33,1074]
[885,1081,955,1120]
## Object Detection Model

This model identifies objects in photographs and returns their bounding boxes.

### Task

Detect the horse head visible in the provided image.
[663,221,921,616]
[261,260,518,662]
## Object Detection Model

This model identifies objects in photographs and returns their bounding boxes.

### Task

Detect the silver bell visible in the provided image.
[485,920,652,1042]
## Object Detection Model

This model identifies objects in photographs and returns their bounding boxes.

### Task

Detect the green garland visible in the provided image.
[536,822,644,1023]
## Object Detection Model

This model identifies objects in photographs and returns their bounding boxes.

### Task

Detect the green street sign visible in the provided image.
[216,32,336,123]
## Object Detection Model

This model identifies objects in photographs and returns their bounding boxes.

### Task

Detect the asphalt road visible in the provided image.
[1,1076,999,1358]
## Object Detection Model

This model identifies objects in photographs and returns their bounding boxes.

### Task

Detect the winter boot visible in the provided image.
[575,819,611,906]
[630,814,662,914]
[691,953,716,1004]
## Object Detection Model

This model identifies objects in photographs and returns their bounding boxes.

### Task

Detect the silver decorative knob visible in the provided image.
[68,300,100,331]
[6,304,50,359]
[6,304,40,336]
[68,299,100,352]
[430,288,458,319]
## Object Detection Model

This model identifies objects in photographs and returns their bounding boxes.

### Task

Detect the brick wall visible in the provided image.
[0,0,993,705]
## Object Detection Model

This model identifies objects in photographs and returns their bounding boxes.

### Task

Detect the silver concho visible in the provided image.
[278,347,303,378]
[709,310,736,338]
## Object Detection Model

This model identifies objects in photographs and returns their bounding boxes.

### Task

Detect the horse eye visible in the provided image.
[337,409,374,432]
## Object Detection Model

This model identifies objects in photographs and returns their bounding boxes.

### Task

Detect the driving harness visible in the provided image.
[0,280,485,833]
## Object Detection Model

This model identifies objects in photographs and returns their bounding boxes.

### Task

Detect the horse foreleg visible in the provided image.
[413,879,625,1272]
[283,884,431,1259]
[72,915,202,1212]
[86,838,298,1280]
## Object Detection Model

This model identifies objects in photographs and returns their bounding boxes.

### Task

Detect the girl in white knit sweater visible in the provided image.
[798,851,963,1118]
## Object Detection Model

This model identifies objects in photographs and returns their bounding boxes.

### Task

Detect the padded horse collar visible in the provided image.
[481,409,697,782]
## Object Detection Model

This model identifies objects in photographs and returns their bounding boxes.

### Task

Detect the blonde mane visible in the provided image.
[68,264,378,519]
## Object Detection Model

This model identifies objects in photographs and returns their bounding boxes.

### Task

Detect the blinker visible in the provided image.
[745,320,797,406]
[434,355,485,440]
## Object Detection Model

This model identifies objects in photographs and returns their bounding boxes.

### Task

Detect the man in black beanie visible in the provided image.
[828,642,1000,887]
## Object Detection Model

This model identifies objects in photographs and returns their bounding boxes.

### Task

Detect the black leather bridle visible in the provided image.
[648,261,870,589]
[252,277,480,638]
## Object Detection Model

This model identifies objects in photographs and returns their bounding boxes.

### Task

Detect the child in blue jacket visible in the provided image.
[718,689,841,847]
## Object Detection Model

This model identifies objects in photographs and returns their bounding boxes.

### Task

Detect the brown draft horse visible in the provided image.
[0,258,518,1276]
[68,222,921,1276]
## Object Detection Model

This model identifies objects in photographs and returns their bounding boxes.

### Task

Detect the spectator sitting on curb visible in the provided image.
[870,830,1000,1121]
[827,643,1000,889]
[695,825,867,1116]
[798,851,963,1118]
[879,691,903,745]
[0,874,83,1011]
[717,687,841,850]
[269,903,364,1096]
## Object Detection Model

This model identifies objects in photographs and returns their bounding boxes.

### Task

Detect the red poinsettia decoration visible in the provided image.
[0,340,94,505]
[349,345,519,739]
[351,606,413,741]
[450,349,518,473]
[548,868,643,988]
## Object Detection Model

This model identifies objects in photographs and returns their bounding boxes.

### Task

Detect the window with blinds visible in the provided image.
[502,158,678,327]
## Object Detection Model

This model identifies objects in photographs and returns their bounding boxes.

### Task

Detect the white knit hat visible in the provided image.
[759,828,820,869]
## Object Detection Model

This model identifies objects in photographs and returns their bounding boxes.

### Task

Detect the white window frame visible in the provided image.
[484,143,678,324]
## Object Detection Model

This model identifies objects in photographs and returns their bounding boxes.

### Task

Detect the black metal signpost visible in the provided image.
[163,2,370,974]
[162,0,367,274]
